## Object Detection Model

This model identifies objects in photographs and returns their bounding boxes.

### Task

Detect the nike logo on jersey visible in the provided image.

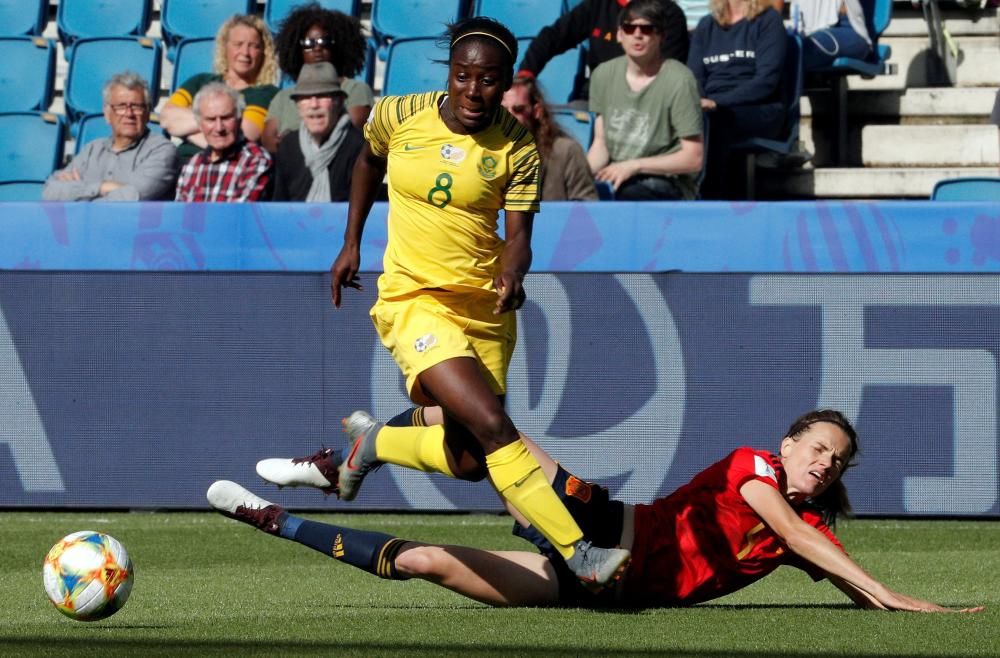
[404,144,424,151]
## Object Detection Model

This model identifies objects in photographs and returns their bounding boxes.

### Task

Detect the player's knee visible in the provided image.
[394,544,446,578]
[469,408,516,450]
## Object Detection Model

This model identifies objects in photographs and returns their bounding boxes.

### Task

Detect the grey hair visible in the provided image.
[192,82,245,121]
[102,71,151,106]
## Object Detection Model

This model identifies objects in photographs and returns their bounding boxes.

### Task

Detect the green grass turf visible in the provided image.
[1,512,997,657]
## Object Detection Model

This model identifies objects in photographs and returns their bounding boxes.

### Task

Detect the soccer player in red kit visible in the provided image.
[208,409,983,612]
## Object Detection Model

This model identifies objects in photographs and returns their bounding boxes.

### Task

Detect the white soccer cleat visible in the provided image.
[207,480,285,535]
[256,447,341,495]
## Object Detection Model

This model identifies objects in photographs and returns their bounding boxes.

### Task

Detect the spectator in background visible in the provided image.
[587,0,704,200]
[791,0,872,71]
[43,72,178,201]
[161,14,279,162]
[517,0,689,103]
[175,83,272,202]
[687,0,786,199]
[272,63,363,202]
[502,78,598,201]
[263,2,374,154]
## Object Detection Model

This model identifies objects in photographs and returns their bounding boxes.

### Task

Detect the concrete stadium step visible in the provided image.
[884,9,999,37]
[849,35,999,89]
[802,86,998,119]
[861,124,999,165]
[759,166,999,198]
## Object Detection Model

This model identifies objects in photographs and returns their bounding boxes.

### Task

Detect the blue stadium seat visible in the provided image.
[563,0,583,10]
[56,0,152,47]
[0,0,47,37]
[357,37,377,88]
[729,33,805,199]
[0,37,56,113]
[74,114,166,154]
[265,0,361,33]
[0,113,66,183]
[171,38,217,92]
[64,37,162,125]
[382,37,449,96]
[371,0,464,45]
[160,0,254,52]
[931,177,1000,202]
[474,0,563,38]
[516,38,582,104]
[811,0,894,164]
[0,181,45,201]
[552,109,594,151]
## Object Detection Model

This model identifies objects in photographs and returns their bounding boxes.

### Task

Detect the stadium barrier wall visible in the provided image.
[2,200,999,516]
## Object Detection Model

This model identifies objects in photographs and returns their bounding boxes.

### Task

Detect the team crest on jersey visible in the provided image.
[440,144,466,163]
[414,333,437,353]
[753,455,777,482]
[477,154,498,179]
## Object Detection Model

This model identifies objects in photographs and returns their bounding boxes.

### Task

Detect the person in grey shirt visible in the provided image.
[44,72,179,201]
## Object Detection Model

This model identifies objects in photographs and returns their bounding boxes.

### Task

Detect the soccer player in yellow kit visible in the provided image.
[256,16,630,589]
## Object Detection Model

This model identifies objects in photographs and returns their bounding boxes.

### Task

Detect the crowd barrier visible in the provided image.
[2,200,999,516]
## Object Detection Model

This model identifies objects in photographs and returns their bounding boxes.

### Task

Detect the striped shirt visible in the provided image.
[175,140,272,202]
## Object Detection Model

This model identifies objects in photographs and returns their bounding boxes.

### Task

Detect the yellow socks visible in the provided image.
[374,425,455,478]
[485,438,583,559]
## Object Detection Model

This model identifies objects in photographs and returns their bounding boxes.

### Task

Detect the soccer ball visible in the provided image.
[42,531,134,621]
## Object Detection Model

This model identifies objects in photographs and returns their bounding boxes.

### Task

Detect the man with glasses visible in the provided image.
[587,0,704,200]
[43,72,179,201]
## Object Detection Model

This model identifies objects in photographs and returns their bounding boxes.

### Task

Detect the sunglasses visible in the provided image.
[621,23,659,35]
[300,36,333,50]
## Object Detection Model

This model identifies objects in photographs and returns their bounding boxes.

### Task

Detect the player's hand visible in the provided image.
[494,270,526,315]
[880,589,984,613]
[330,243,362,308]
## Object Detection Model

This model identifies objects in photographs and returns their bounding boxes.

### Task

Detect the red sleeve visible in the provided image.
[728,447,781,494]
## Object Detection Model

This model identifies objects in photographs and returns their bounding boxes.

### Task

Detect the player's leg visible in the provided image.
[205,480,558,607]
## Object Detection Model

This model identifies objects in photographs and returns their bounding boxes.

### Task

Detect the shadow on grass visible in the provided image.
[0,638,973,658]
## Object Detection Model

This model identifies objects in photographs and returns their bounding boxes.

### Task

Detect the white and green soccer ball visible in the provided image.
[42,531,134,621]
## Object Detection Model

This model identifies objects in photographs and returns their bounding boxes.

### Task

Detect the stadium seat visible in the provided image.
[74,114,166,154]
[56,0,152,47]
[474,0,563,38]
[930,177,1000,202]
[0,181,45,201]
[677,0,712,29]
[0,37,56,113]
[0,0,47,37]
[265,0,361,33]
[563,0,583,10]
[371,0,464,46]
[516,39,582,104]
[552,109,594,150]
[357,38,377,89]
[811,0,894,164]
[0,113,65,183]
[729,33,805,199]
[160,0,254,52]
[64,37,162,125]
[382,37,449,97]
[171,38,217,92]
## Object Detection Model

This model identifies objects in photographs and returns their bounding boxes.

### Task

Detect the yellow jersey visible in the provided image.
[364,92,541,301]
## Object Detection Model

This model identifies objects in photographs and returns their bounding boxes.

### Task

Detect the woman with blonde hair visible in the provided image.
[687,0,787,198]
[161,14,280,161]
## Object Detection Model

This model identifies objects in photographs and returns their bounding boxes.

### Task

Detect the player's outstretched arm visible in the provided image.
[331,143,386,307]
[741,480,984,613]
[495,210,533,315]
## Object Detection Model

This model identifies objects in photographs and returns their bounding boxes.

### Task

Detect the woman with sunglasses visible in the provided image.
[587,0,704,200]
[686,0,787,199]
[161,14,279,163]
[262,2,374,154]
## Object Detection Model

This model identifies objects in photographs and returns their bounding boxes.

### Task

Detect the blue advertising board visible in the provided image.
[1,201,998,515]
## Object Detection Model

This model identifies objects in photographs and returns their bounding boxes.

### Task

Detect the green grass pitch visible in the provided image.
[2,512,997,657]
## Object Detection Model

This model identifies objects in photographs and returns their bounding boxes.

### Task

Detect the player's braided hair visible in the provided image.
[784,409,858,527]
[274,1,366,80]
[443,16,518,83]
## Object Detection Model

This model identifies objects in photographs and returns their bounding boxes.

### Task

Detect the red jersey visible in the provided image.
[626,447,845,606]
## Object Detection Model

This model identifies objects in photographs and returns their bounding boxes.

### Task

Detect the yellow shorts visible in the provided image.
[370,290,516,403]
